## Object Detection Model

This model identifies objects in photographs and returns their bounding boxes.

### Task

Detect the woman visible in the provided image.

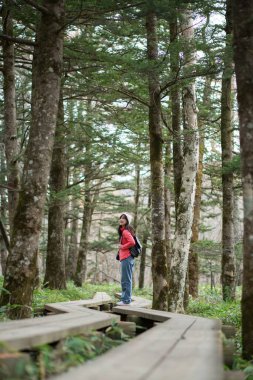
[116,213,135,306]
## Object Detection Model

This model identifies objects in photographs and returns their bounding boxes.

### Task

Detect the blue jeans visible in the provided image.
[120,255,134,304]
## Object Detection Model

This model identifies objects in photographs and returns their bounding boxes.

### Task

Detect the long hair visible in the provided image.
[118,220,135,239]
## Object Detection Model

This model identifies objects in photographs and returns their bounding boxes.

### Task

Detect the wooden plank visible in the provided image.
[130,297,152,308]
[51,315,223,380]
[145,317,223,380]
[112,305,196,322]
[51,315,200,380]
[115,293,152,308]
[0,307,109,331]
[45,292,112,314]
[0,309,120,350]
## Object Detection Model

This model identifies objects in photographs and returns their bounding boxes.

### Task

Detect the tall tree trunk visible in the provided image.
[133,163,140,232]
[232,0,253,361]
[2,0,20,233]
[164,142,171,268]
[168,10,199,313]
[0,147,8,275]
[66,199,79,280]
[146,10,168,310]
[74,177,92,287]
[221,0,236,301]
[170,19,182,220]
[44,94,66,289]
[0,0,65,319]
[189,77,212,298]
[138,194,151,289]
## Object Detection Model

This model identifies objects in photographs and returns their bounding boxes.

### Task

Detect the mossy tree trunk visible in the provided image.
[232,0,253,361]
[44,93,67,290]
[0,147,8,275]
[164,143,172,268]
[189,76,212,298]
[2,0,20,233]
[0,0,65,319]
[146,9,168,310]
[170,19,182,221]
[168,10,199,313]
[221,0,236,301]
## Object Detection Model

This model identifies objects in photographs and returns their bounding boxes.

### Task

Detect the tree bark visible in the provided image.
[133,163,140,232]
[168,10,199,313]
[0,0,65,319]
[146,10,168,310]
[0,147,8,275]
[232,0,253,360]
[139,193,151,289]
[44,93,66,290]
[2,0,20,233]
[66,200,79,280]
[164,142,172,268]
[189,76,212,298]
[170,19,182,220]
[221,0,236,301]
[74,176,92,287]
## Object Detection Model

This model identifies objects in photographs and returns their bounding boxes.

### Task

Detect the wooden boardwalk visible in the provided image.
[44,291,113,313]
[0,292,225,380]
[52,305,224,380]
[0,293,119,351]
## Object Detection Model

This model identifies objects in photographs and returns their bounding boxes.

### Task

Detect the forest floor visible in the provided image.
[0,278,252,379]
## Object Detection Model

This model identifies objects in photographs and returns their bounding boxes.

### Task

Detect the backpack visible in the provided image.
[130,235,142,258]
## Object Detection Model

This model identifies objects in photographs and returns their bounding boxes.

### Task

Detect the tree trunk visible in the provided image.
[164,142,172,268]
[2,0,20,233]
[139,193,151,289]
[66,200,79,280]
[138,232,148,289]
[146,10,168,310]
[44,94,66,289]
[0,0,65,319]
[189,77,212,298]
[168,10,199,313]
[232,0,253,361]
[74,179,92,286]
[221,0,236,301]
[170,19,182,220]
[0,146,8,275]
[133,163,140,232]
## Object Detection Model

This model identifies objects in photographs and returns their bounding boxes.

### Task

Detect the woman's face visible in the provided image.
[119,215,128,226]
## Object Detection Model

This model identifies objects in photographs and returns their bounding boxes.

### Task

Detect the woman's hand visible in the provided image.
[118,244,123,249]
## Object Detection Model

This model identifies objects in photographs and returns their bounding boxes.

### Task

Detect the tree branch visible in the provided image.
[114,87,149,107]
[0,34,36,46]
[22,0,51,15]
[160,67,222,96]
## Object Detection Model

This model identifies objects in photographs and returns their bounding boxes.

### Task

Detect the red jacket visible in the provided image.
[119,227,135,261]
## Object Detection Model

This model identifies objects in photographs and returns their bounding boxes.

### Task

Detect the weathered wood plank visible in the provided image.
[44,292,112,314]
[115,293,152,308]
[52,314,223,380]
[145,317,223,380]
[51,314,223,380]
[0,309,120,350]
[0,306,106,331]
[112,305,196,322]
